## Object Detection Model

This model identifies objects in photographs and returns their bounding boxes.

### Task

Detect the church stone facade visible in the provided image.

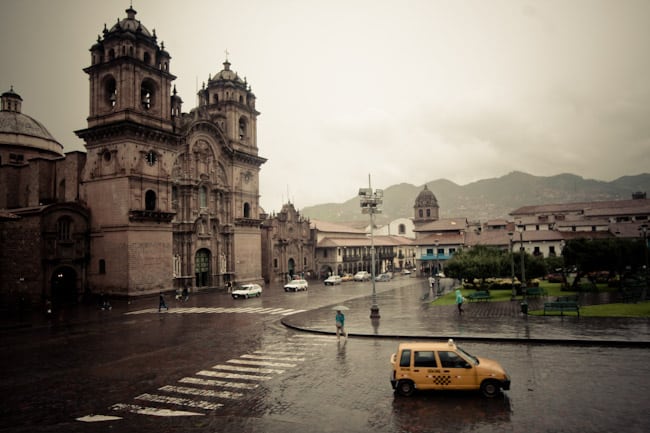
[261,202,315,283]
[0,7,266,306]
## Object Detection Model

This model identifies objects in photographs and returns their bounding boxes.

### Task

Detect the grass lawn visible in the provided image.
[528,302,650,318]
[431,281,650,317]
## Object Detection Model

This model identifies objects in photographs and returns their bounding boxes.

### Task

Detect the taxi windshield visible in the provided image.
[456,346,479,365]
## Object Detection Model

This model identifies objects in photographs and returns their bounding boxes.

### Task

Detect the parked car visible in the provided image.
[324,275,342,286]
[353,271,371,281]
[390,339,511,398]
[231,283,262,299]
[284,279,309,292]
[341,273,354,282]
[375,273,392,282]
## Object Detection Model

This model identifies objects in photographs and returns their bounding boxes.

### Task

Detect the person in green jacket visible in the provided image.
[455,288,464,314]
[335,310,347,339]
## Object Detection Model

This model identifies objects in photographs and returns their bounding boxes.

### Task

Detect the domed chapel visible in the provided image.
[0,6,266,305]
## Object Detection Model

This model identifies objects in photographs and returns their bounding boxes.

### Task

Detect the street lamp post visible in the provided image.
[518,226,527,298]
[359,174,383,319]
[508,231,516,300]
[434,240,440,296]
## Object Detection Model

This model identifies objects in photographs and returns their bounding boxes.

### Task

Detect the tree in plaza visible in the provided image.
[446,244,548,289]
[562,238,646,289]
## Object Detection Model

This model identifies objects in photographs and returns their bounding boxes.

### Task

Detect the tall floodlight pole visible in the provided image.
[641,224,648,301]
[508,231,516,300]
[359,174,382,319]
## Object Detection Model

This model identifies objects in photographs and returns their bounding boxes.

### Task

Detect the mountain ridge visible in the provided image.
[299,172,650,224]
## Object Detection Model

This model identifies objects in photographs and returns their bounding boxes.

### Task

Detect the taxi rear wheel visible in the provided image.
[396,380,415,397]
[480,380,500,398]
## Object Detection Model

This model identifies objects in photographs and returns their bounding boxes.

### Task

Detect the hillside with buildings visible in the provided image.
[301,172,650,224]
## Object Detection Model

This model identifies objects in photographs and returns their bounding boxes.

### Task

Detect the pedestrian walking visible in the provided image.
[182,287,189,302]
[100,292,111,310]
[158,292,168,312]
[455,288,465,314]
[335,310,347,339]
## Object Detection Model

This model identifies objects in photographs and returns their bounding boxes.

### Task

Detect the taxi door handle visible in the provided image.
[443,370,450,373]
[413,369,420,372]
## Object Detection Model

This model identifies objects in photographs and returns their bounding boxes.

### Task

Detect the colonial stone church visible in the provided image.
[0,7,266,306]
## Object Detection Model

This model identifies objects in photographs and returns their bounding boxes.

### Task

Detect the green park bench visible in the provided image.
[467,290,491,302]
[543,301,580,317]
[525,287,547,297]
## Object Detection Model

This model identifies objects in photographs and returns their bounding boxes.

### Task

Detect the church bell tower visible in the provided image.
[76,7,180,296]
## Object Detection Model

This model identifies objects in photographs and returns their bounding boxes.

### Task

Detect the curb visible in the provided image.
[280,318,650,348]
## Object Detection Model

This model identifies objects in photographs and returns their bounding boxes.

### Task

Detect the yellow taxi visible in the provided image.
[390,339,510,398]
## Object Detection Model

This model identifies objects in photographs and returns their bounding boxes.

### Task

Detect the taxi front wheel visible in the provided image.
[396,380,415,397]
[480,380,500,398]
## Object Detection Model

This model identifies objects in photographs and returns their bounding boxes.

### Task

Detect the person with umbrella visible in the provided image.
[334,307,348,339]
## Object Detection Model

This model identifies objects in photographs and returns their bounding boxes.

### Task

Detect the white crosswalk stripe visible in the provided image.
[178,377,259,389]
[212,364,285,374]
[110,403,204,417]
[158,385,243,399]
[253,349,306,356]
[226,359,297,368]
[135,393,222,410]
[125,306,305,316]
[240,354,305,362]
[196,369,272,381]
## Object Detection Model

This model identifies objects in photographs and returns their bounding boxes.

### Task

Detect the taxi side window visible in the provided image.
[439,351,468,368]
[414,351,438,367]
[399,349,411,367]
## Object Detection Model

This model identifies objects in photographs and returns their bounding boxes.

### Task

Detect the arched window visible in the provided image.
[239,117,247,140]
[172,186,178,209]
[108,48,115,60]
[105,77,117,108]
[199,186,208,208]
[419,209,423,218]
[99,259,106,274]
[213,93,219,103]
[426,209,431,217]
[141,80,155,110]
[243,202,251,218]
[143,52,151,64]
[57,217,72,241]
[145,190,156,211]
[398,224,406,235]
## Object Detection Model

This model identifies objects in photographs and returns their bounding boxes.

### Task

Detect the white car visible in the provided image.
[354,271,371,281]
[231,283,262,299]
[375,273,392,282]
[284,279,309,292]
[324,275,342,286]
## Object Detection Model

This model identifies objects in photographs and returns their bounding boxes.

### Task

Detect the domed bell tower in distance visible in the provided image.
[76,7,180,297]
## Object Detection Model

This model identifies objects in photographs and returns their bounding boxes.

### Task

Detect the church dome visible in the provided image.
[210,60,247,89]
[107,7,153,38]
[0,88,64,157]
[414,184,438,208]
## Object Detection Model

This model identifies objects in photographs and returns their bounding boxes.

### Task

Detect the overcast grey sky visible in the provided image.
[2,0,649,212]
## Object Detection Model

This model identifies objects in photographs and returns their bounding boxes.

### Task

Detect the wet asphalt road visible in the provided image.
[1,279,648,433]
